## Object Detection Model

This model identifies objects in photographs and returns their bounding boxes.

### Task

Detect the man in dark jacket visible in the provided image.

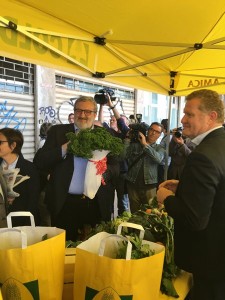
[0,172,8,227]
[34,96,119,241]
[157,89,225,300]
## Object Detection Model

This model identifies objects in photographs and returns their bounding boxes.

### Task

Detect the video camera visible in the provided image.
[94,88,117,105]
[128,114,149,143]
[171,127,183,138]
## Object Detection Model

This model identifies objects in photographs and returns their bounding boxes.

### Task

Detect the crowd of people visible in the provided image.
[0,89,225,299]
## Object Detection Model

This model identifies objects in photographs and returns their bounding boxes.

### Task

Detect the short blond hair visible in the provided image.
[186,89,225,123]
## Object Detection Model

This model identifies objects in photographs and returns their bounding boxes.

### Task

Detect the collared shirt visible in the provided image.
[66,124,89,195]
[68,157,88,194]
[1,156,19,170]
[191,126,222,146]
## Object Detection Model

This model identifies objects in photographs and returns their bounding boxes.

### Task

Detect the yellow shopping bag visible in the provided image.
[0,212,66,300]
[74,222,165,300]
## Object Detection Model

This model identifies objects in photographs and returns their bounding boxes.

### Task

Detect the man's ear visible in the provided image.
[209,111,217,121]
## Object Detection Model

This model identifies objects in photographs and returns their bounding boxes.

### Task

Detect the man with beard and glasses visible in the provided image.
[34,96,119,241]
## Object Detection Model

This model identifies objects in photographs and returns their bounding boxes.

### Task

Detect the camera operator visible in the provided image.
[95,89,130,137]
[95,90,130,215]
[167,127,196,180]
[157,119,172,186]
[124,122,165,213]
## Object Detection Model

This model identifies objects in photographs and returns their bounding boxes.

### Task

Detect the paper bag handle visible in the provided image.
[7,211,35,228]
[117,222,145,240]
[99,234,132,260]
[0,228,27,249]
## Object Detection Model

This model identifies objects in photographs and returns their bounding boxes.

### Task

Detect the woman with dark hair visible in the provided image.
[0,128,40,226]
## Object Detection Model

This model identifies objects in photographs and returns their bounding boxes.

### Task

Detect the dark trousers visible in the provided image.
[96,183,115,222]
[189,275,225,300]
[126,181,156,213]
[52,194,101,241]
[114,173,129,215]
[157,164,166,187]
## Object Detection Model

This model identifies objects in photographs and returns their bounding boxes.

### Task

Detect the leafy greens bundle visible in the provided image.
[66,127,124,159]
[67,197,181,298]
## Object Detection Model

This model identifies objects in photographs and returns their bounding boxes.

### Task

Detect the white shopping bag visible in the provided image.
[83,150,109,199]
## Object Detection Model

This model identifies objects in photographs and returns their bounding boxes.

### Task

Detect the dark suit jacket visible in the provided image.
[33,124,119,218]
[0,172,8,227]
[164,127,225,280]
[1,154,40,226]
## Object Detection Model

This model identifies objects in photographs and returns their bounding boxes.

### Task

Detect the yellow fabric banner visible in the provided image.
[1,0,225,95]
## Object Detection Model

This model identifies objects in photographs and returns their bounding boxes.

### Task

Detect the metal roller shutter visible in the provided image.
[0,91,35,161]
[55,72,135,125]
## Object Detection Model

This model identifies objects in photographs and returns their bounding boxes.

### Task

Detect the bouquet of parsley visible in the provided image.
[66,127,124,159]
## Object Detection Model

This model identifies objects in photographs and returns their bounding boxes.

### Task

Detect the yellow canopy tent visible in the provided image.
[1,0,225,96]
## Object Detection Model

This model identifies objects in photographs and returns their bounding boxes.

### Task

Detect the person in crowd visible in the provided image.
[97,96,130,138]
[37,122,53,226]
[38,122,53,149]
[98,97,130,216]
[0,128,40,226]
[34,96,119,241]
[108,115,118,131]
[0,172,8,228]
[167,128,195,180]
[107,100,130,215]
[157,119,171,186]
[68,113,74,124]
[125,122,165,213]
[157,89,225,300]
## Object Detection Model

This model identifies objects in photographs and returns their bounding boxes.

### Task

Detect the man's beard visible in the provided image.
[75,119,93,129]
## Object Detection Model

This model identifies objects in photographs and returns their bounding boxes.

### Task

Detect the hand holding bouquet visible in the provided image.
[66,127,124,198]
[1,168,30,204]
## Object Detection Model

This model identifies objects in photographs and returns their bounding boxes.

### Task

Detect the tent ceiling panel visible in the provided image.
[1,0,225,95]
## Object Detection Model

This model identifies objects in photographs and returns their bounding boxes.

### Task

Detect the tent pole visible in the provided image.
[164,94,173,181]
[164,71,177,181]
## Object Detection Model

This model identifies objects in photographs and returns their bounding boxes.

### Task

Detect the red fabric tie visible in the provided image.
[89,156,107,185]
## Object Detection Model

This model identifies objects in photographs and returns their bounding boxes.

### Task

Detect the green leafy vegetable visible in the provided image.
[116,235,155,259]
[71,200,181,298]
[66,127,124,159]
[41,234,48,241]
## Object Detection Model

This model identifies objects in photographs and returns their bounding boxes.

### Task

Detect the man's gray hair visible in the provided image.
[74,96,97,112]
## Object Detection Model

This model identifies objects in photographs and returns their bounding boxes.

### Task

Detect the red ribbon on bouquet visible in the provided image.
[89,156,107,185]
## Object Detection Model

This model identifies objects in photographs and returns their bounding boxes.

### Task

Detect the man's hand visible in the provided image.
[62,141,70,153]
[105,93,113,108]
[173,135,184,145]
[157,187,174,205]
[7,197,15,205]
[157,179,179,205]
[138,131,148,146]
[159,179,179,193]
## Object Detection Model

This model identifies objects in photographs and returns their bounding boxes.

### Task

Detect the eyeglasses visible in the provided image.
[74,109,96,116]
[149,128,161,135]
[0,140,8,145]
